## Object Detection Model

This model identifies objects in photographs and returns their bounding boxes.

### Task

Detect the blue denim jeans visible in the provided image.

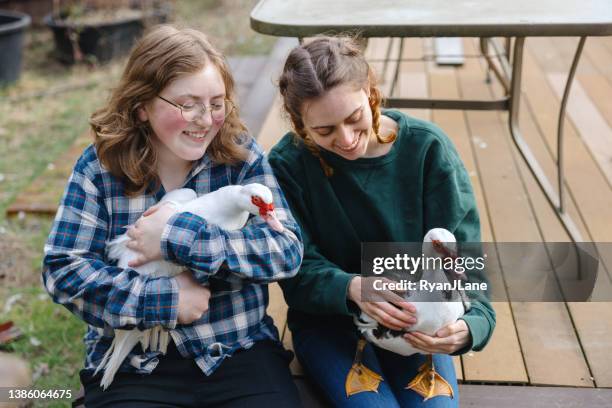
[292,324,459,408]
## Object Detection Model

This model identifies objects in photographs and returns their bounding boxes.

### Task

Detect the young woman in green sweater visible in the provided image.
[268,36,496,407]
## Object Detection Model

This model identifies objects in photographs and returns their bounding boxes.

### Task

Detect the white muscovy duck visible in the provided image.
[347,228,471,400]
[95,183,284,390]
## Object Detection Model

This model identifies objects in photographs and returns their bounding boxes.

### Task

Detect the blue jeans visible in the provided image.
[293,324,459,408]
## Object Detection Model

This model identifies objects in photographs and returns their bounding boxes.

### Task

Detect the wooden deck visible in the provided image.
[255,36,612,399]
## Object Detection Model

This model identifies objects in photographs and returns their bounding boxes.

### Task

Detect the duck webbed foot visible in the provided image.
[345,338,383,397]
[406,355,454,401]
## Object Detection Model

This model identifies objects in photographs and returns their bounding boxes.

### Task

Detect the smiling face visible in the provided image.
[139,64,227,169]
[301,84,376,160]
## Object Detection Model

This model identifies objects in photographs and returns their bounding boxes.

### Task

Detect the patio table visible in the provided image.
[251,0,612,243]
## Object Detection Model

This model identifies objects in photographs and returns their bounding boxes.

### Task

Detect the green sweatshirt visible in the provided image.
[268,110,495,353]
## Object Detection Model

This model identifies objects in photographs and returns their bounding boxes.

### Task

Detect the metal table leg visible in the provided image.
[480,37,512,94]
[508,36,587,242]
[389,38,404,97]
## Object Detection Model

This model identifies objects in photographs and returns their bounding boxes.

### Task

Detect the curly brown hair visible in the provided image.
[278,36,395,177]
[91,25,248,196]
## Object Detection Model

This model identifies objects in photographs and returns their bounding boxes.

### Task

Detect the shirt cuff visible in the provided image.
[331,272,358,316]
[143,276,179,330]
[451,305,490,355]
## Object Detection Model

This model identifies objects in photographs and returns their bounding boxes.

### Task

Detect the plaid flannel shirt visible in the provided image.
[43,136,303,376]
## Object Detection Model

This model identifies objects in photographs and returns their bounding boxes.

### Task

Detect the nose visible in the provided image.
[193,108,213,127]
[336,124,355,147]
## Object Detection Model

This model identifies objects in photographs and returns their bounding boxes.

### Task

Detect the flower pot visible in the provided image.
[44,7,170,65]
[0,0,54,26]
[0,9,31,85]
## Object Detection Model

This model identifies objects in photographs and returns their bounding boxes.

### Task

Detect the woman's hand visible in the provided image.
[126,203,177,267]
[348,276,417,331]
[175,271,211,325]
[403,319,471,354]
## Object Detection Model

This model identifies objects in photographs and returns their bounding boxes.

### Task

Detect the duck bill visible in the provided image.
[264,210,284,233]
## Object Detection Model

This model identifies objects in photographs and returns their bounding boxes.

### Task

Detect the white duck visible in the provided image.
[347,228,471,400]
[95,183,283,390]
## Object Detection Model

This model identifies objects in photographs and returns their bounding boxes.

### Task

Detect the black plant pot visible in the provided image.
[0,9,31,85]
[44,8,169,65]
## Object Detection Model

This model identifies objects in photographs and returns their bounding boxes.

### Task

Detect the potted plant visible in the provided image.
[0,9,31,85]
[44,0,172,64]
[0,0,54,26]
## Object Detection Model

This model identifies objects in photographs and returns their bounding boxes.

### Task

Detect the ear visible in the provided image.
[137,104,148,122]
[364,87,371,99]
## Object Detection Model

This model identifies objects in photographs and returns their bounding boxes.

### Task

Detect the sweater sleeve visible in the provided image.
[160,141,303,285]
[423,137,496,353]
[268,148,355,316]
[43,161,179,331]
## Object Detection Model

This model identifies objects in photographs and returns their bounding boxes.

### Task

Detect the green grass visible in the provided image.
[1,286,86,408]
[0,215,84,407]
[0,81,114,216]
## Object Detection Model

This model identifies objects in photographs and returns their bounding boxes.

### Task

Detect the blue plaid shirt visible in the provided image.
[43,136,303,376]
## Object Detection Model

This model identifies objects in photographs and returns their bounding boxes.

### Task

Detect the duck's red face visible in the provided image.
[251,196,284,232]
[251,196,274,216]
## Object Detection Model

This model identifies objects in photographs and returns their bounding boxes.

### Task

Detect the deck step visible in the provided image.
[241,38,298,138]
[459,384,612,407]
[293,382,612,407]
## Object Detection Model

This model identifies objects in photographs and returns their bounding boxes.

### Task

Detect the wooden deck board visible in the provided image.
[522,43,612,275]
[398,37,431,122]
[231,56,267,106]
[583,38,612,80]
[267,282,289,340]
[240,38,298,137]
[257,93,289,153]
[518,39,612,389]
[427,61,527,384]
[455,38,593,387]
[458,384,612,407]
[578,73,612,130]
[501,39,612,388]
[547,74,612,187]
[365,38,396,96]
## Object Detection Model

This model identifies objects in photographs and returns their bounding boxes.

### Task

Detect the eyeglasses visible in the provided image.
[157,95,234,122]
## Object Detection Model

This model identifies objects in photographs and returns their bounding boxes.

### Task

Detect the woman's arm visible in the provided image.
[269,148,415,327]
[43,159,179,331]
[420,136,497,353]
[128,141,304,285]
[268,149,356,315]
